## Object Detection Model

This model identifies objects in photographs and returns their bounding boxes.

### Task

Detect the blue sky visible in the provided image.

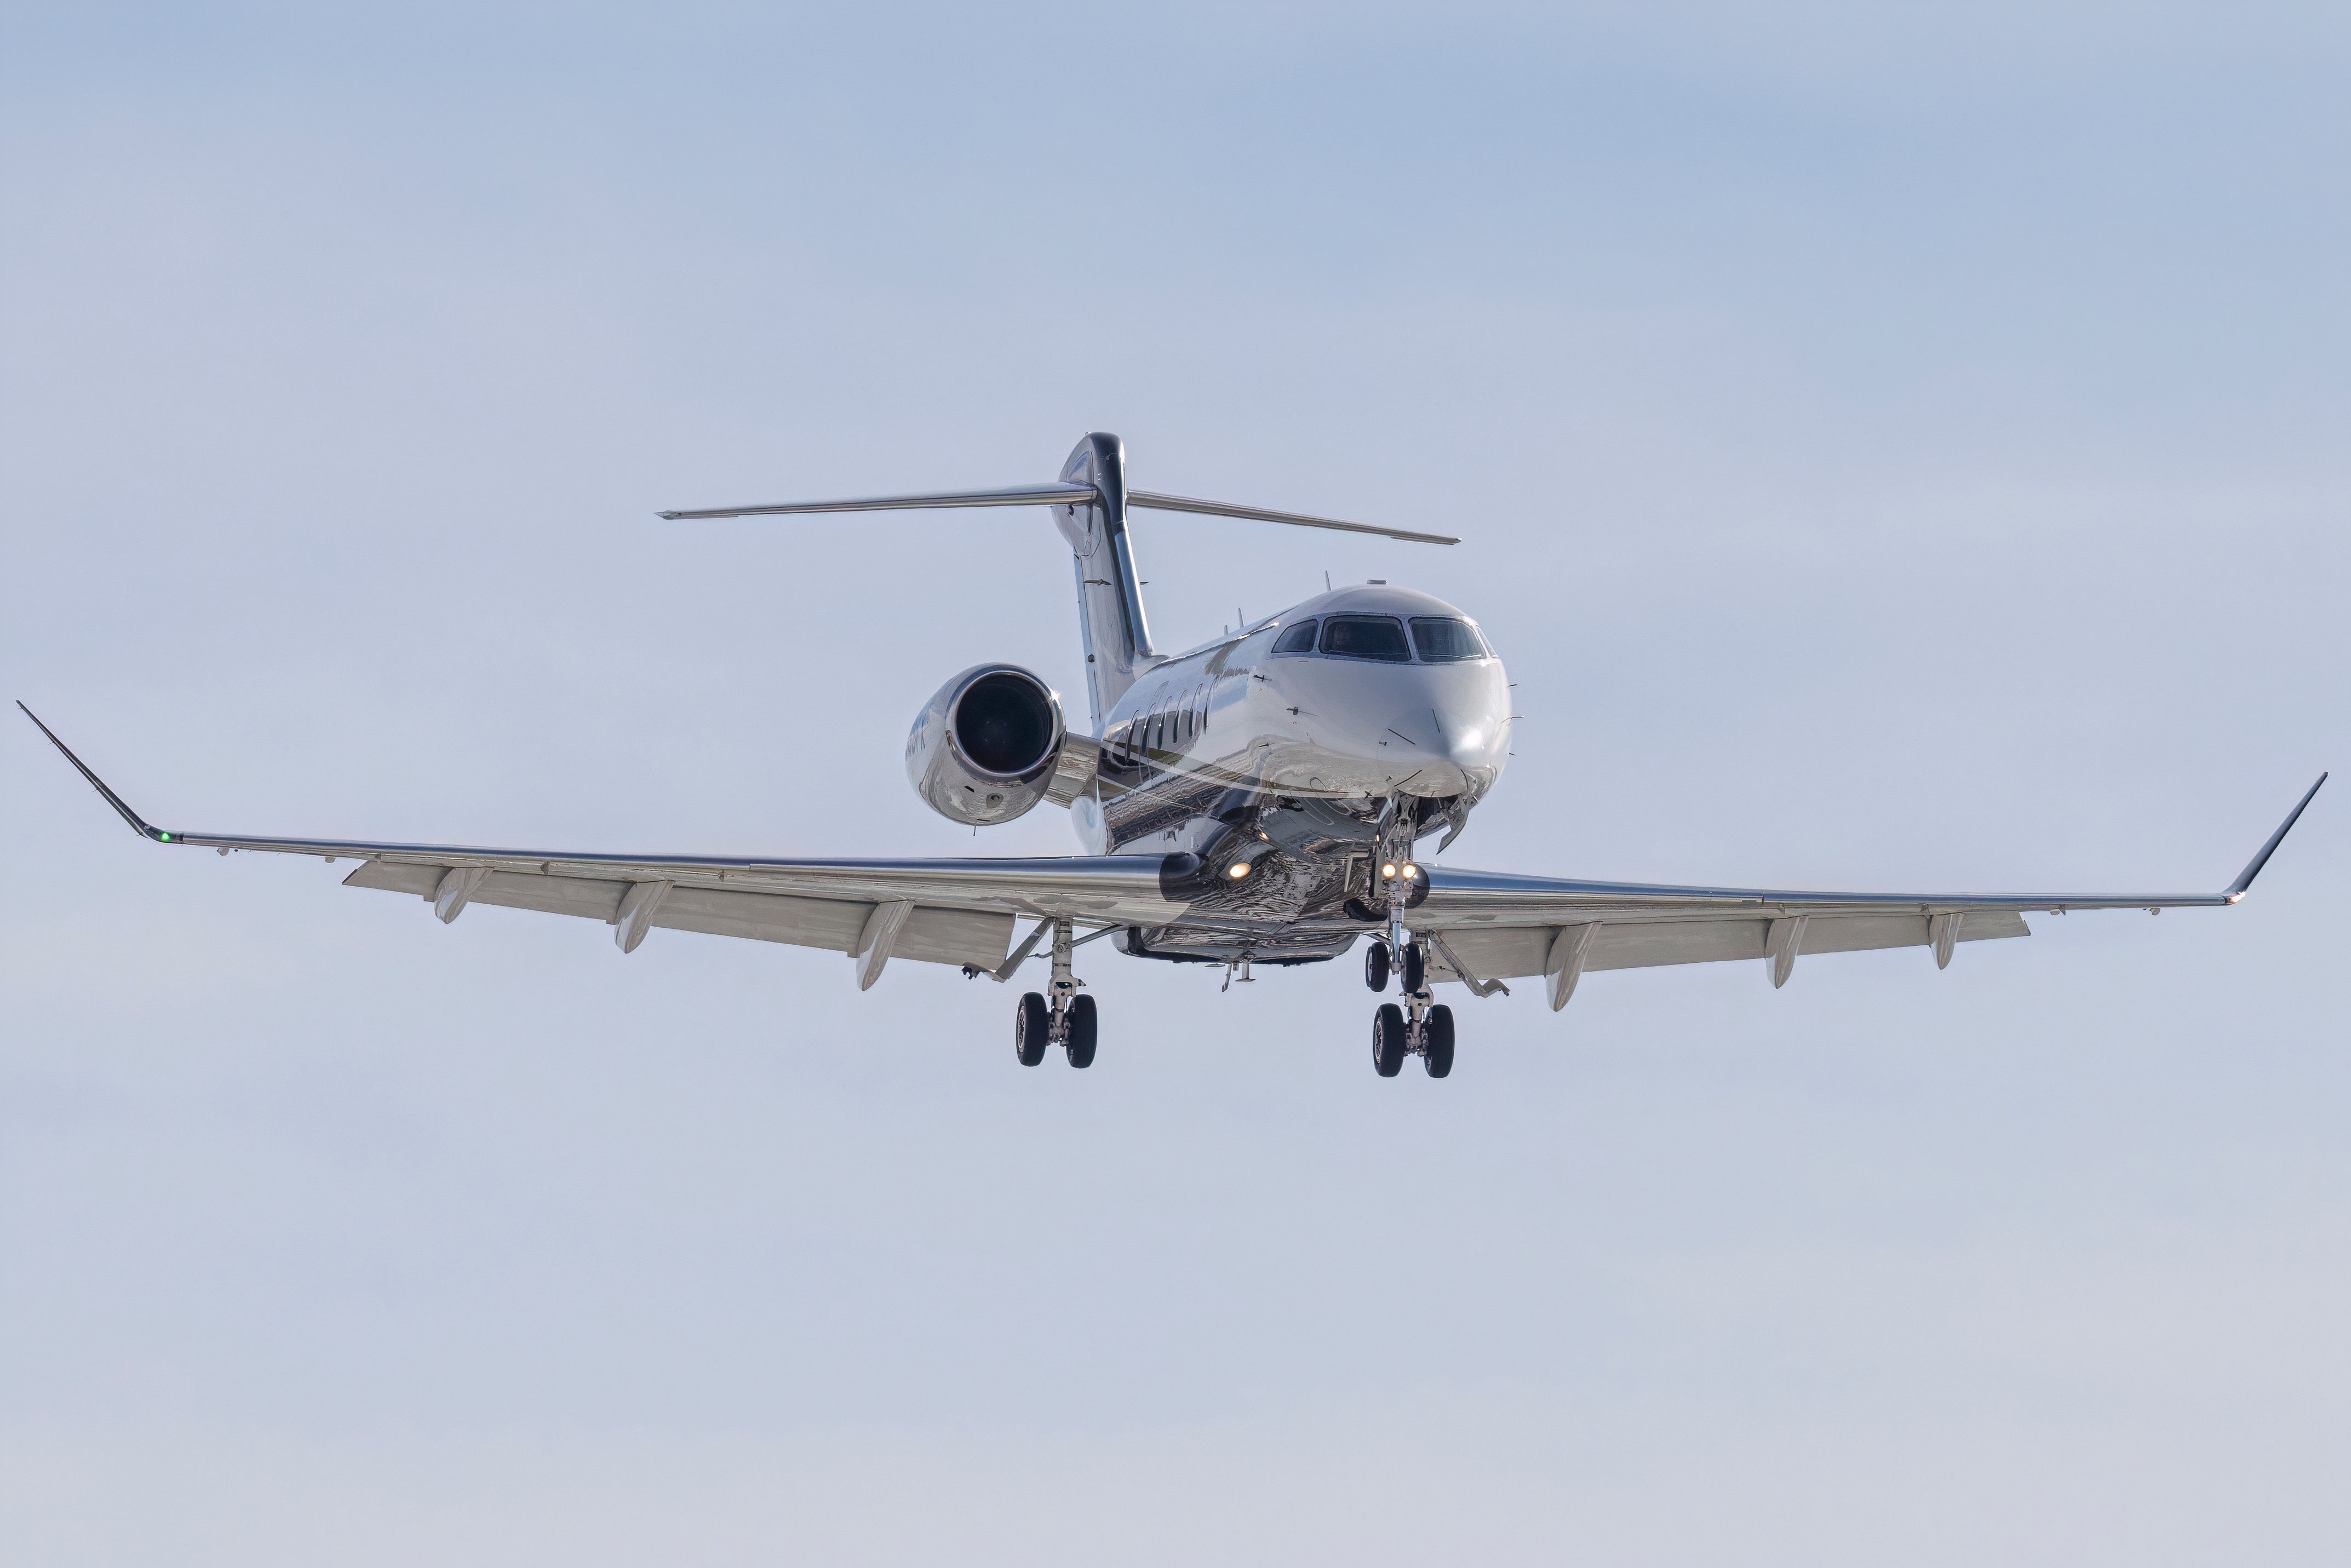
[3,4,2346,1563]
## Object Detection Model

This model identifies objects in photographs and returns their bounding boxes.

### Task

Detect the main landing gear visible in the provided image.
[1014,917,1098,1068]
[1365,937,1425,996]
[1366,937,1453,1078]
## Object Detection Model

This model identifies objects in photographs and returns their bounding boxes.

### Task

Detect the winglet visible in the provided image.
[14,702,173,842]
[2227,772,2326,899]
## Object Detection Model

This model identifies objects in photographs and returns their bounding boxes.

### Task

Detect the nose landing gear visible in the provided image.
[1013,917,1098,1069]
[1369,984,1457,1078]
[1366,938,1457,1079]
[1421,1001,1455,1077]
[1363,796,1453,1078]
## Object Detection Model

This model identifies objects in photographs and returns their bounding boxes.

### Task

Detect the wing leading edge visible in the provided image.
[16,703,1184,987]
[1413,773,2325,1002]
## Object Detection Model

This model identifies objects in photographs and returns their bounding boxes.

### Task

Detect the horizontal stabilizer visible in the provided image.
[1126,490,1457,545]
[660,462,1454,543]
[659,482,1095,520]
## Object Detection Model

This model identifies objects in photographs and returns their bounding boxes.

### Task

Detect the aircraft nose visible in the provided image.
[1434,707,1507,778]
[1379,704,1507,791]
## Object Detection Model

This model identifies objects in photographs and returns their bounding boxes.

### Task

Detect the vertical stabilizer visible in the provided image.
[655,432,1454,737]
[1052,433,1157,730]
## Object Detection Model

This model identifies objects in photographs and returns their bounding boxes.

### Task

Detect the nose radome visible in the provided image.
[1432,707,1500,760]
[1380,705,1503,792]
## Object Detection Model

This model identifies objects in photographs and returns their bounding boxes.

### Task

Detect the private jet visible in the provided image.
[20,433,2325,1077]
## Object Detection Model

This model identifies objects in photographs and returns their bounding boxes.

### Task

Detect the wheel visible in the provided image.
[1400,941,1426,994]
[1364,939,1390,992]
[1372,1003,1407,1077]
[1014,992,1049,1066]
[1064,993,1098,1068]
[1422,1004,1455,1078]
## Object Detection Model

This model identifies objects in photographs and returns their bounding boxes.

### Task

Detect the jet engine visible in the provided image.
[905,664,1068,826]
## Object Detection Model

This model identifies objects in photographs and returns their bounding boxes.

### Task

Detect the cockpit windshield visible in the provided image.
[1319,614,1412,662]
[1409,617,1489,662]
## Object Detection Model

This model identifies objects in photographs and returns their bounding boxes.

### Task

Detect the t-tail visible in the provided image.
[658,431,1459,732]
[1053,433,1153,728]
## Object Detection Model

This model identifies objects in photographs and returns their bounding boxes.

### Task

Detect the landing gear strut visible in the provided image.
[1015,917,1097,1069]
[1365,795,1454,1078]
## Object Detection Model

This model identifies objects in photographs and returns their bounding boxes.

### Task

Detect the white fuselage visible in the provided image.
[1075,584,1511,855]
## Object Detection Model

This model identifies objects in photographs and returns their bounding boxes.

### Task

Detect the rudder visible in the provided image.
[1052,433,1157,731]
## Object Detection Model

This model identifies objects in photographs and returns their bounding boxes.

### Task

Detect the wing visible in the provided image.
[18,705,1181,989]
[1412,774,2326,1006]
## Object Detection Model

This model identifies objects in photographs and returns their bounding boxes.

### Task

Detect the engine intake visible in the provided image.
[906,664,1068,826]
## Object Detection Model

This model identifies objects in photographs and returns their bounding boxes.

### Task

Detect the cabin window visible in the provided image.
[1319,614,1412,662]
[1272,620,1318,654]
[1409,617,1489,662]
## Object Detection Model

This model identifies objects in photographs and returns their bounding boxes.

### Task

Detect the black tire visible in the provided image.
[1064,993,1098,1069]
[1015,992,1049,1066]
[1422,1004,1455,1078]
[1400,941,1426,995]
[1364,939,1390,993]
[1372,1003,1407,1077]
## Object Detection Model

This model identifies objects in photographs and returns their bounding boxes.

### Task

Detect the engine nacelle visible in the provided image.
[905,664,1068,826]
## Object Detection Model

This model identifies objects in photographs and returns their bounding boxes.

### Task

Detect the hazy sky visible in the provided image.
[3,3,2346,1564]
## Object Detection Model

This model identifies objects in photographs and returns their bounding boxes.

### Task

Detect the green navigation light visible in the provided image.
[158,832,171,841]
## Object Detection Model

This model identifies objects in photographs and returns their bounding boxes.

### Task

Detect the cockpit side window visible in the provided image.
[1272,620,1318,654]
[1409,617,1489,662]
[1319,614,1412,662]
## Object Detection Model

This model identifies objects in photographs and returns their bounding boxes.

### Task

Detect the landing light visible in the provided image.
[1402,863,1418,880]
[1380,863,1397,879]
[1228,862,1252,879]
